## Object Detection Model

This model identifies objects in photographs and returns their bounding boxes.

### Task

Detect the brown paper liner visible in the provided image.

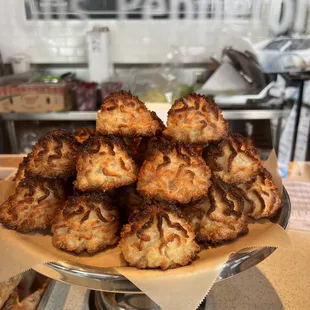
[116,222,291,310]
[0,152,292,310]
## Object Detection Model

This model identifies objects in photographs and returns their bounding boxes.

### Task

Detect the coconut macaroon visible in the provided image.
[74,127,96,144]
[137,140,211,204]
[163,94,228,144]
[52,192,120,254]
[204,133,262,184]
[27,129,79,179]
[74,135,138,192]
[0,177,66,232]
[96,91,164,137]
[120,203,200,270]
[235,168,281,219]
[182,178,248,244]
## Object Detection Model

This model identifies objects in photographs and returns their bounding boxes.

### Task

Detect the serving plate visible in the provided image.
[34,187,291,293]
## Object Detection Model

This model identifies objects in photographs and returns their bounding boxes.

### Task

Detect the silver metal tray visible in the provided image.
[34,188,291,293]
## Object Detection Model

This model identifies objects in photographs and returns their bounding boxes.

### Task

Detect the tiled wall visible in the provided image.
[0,0,273,64]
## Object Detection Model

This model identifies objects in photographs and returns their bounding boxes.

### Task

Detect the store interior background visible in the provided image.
[0,0,310,177]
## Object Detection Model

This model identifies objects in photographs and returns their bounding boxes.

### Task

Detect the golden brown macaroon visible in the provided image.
[13,156,30,187]
[52,192,120,254]
[137,140,211,203]
[27,129,79,179]
[234,168,281,219]
[163,93,228,144]
[74,135,138,192]
[96,91,165,137]
[204,133,262,184]
[120,203,200,270]
[0,177,66,232]
[182,178,248,244]
[74,127,96,144]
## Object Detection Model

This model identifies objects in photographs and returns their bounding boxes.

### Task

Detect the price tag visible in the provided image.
[284,181,310,232]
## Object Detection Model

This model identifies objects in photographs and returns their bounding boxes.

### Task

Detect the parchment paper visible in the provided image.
[0,152,292,310]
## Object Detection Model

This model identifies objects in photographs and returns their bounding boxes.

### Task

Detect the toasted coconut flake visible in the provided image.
[27,129,79,179]
[182,178,248,244]
[52,191,120,254]
[0,176,67,232]
[74,127,96,144]
[74,135,138,192]
[96,91,165,137]
[163,93,228,144]
[137,139,211,203]
[120,203,200,270]
[204,133,262,183]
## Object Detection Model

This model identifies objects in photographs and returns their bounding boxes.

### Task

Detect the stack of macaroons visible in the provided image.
[0,129,78,232]
[0,91,282,270]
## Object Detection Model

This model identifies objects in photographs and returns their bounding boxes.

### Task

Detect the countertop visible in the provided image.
[43,230,309,310]
[205,229,310,309]
[1,157,310,309]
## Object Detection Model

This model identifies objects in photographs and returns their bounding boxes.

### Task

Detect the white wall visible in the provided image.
[0,0,287,65]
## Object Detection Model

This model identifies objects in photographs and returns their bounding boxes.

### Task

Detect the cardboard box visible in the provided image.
[0,83,73,113]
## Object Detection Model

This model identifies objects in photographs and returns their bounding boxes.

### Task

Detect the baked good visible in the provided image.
[27,129,79,179]
[204,133,262,183]
[120,203,200,270]
[74,127,95,144]
[235,168,281,219]
[137,140,211,203]
[163,94,228,144]
[96,91,164,137]
[0,177,66,232]
[183,178,248,244]
[52,192,120,254]
[74,135,138,191]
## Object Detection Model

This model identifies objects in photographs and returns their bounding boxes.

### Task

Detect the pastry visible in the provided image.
[0,177,66,232]
[52,192,120,254]
[163,93,228,144]
[96,91,164,137]
[137,139,211,203]
[235,168,281,219]
[204,133,262,183]
[74,135,138,191]
[183,178,248,244]
[27,129,79,179]
[120,203,199,270]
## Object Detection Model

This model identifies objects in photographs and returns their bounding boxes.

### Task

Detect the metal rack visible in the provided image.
[1,109,290,153]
